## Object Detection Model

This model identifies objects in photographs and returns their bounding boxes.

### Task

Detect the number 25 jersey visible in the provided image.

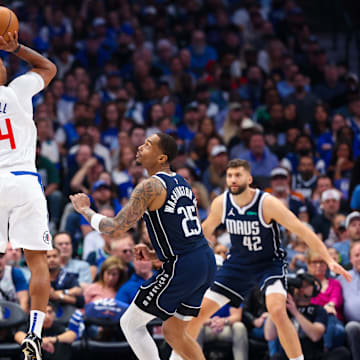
[222,188,285,265]
[0,72,44,174]
[143,172,208,262]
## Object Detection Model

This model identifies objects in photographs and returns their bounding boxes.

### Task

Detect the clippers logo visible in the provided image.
[43,231,51,245]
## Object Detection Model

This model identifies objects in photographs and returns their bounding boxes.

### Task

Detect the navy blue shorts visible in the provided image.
[134,246,216,320]
[211,257,287,307]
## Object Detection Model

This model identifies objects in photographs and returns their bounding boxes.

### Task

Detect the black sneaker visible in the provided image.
[21,332,42,360]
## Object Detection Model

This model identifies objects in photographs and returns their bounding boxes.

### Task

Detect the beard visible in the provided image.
[229,183,248,195]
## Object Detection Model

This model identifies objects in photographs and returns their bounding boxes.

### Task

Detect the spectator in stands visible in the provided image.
[177,102,200,146]
[3,243,30,282]
[311,189,341,241]
[339,242,360,360]
[240,132,279,183]
[317,113,347,168]
[129,125,146,149]
[327,141,354,200]
[47,248,83,308]
[284,73,318,129]
[115,257,155,305]
[188,30,218,77]
[36,117,60,166]
[229,118,263,159]
[0,251,28,313]
[221,102,244,145]
[15,302,77,360]
[66,143,98,195]
[286,231,309,273]
[84,256,127,304]
[283,133,325,174]
[79,124,112,172]
[313,64,347,110]
[308,104,331,143]
[86,211,119,279]
[198,305,247,360]
[36,140,62,233]
[307,249,346,350]
[110,234,136,278]
[292,155,318,199]
[238,66,263,109]
[333,211,360,265]
[82,207,114,261]
[53,232,92,288]
[267,167,304,216]
[202,144,228,197]
[311,176,333,213]
[112,145,136,190]
[328,214,347,245]
[327,215,349,265]
[264,272,351,360]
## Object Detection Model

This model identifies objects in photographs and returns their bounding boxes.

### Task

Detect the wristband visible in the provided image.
[59,292,64,300]
[64,289,69,295]
[13,44,21,54]
[90,213,106,232]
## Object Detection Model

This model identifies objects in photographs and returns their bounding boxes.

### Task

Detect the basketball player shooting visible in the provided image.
[0,31,56,360]
[70,133,216,360]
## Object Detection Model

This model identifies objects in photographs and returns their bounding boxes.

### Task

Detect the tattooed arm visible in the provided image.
[70,177,164,237]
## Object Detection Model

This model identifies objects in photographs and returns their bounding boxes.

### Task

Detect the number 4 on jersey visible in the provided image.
[0,118,16,149]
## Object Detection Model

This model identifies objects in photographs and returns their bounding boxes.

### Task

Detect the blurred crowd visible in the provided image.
[0,0,360,359]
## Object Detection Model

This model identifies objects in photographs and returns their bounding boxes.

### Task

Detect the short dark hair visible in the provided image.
[156,133,178,163]
[226,159,251,172]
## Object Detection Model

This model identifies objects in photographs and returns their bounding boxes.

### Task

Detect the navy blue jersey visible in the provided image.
[143,172,208,262]
[222,189,285,265]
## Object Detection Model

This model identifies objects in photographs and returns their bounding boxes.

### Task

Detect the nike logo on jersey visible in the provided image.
[228,208,235,216]
[174,178,178,184]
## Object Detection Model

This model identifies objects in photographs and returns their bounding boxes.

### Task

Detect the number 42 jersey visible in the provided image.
[0,72,44,174]
[143,172,209,262]
[222,188,286,265]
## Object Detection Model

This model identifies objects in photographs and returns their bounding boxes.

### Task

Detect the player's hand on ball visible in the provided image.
[0,31,18,52]
[69,193,91,214]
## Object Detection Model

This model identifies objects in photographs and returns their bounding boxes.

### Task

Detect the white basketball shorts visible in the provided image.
[0,171,53,252]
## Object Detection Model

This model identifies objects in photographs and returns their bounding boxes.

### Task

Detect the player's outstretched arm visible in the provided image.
[263,195,352,282]
[0,31,56,87]
[70,177,164,238]
[202,194,224,245]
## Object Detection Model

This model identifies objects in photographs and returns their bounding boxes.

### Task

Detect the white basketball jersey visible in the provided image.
[0,72,44,174]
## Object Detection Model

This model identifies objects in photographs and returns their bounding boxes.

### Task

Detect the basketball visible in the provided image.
[0,7,18,42]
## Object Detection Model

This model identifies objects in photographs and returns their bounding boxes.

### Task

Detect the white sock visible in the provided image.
[290,356,304,360]
[28,310,45,338]
[169,351,184,360]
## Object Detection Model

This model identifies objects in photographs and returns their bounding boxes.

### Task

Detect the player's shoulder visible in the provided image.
[261,192,279,207]
[134,177,166,199]
[211,192,226,208]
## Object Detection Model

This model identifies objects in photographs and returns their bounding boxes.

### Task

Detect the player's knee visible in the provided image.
[162,322,184,346]
[268,303,287,323]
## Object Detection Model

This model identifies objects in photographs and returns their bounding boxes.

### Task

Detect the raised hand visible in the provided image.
[0,31,18,52]
[69,193,91,214]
